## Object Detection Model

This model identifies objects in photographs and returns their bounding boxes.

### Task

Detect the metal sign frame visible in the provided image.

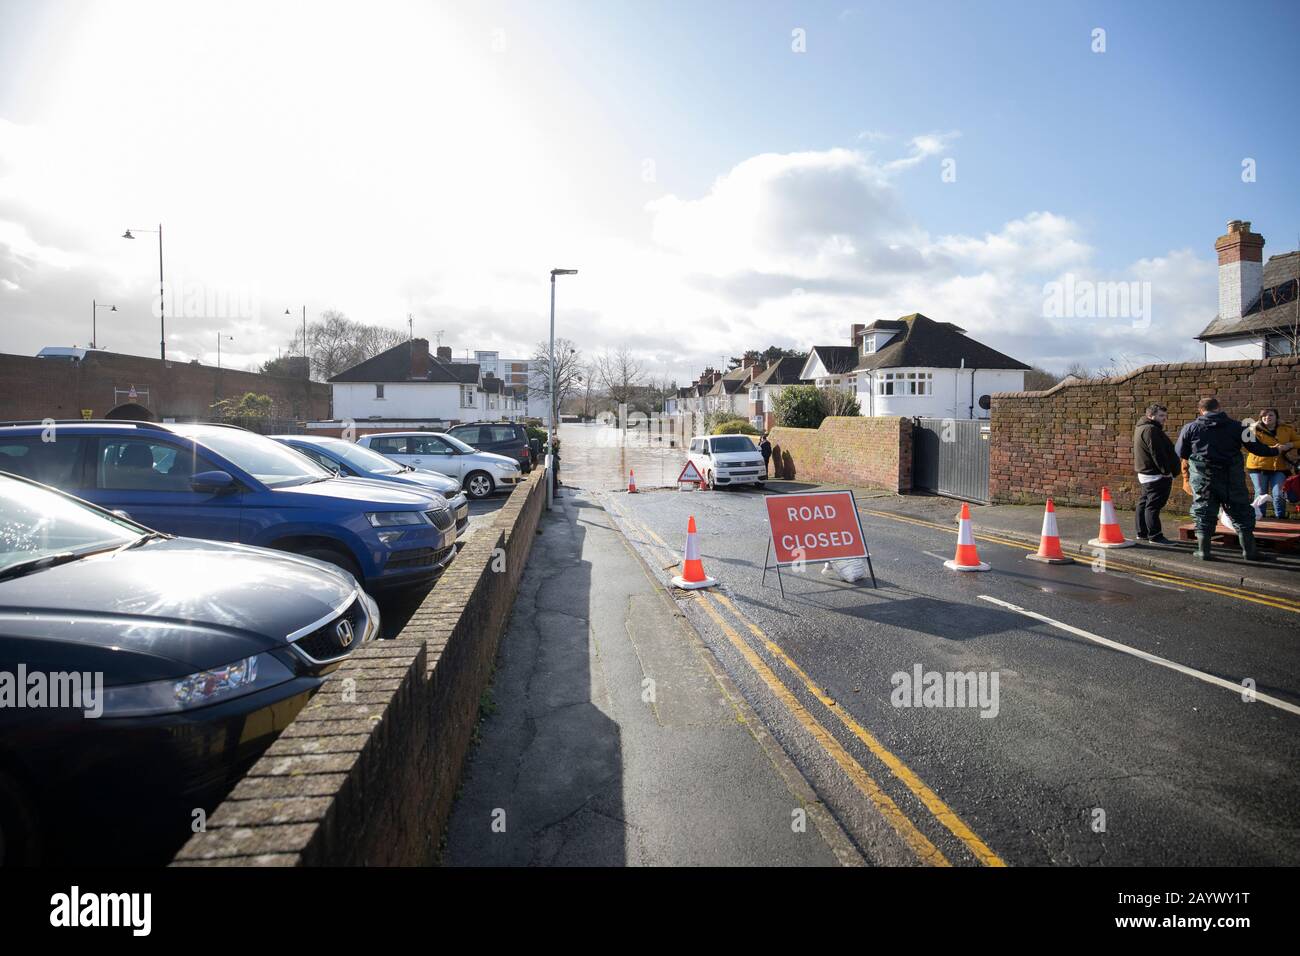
[762,489,877,596]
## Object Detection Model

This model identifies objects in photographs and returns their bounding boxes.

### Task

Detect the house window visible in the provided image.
[460,385,475,408]
[847,375,857,389]
[375,384,385,399]
[1265,334,1295,357]
[862,336,875,355]
[877,371,932,396]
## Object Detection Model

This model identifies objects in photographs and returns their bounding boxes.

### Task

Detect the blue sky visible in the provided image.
[1,0,1297,378]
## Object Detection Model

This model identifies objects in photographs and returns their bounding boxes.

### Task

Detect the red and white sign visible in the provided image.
[677,461,704,484]
[765,490,869,565]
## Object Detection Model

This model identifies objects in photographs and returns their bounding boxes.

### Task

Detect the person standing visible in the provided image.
[1132,403,1179,543]
[1175,397,1293,561]
[1244,407,1299,519]
[759,433,773,478]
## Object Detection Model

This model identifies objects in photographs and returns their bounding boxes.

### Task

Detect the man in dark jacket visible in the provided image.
[759,433,773,478]
[1132,403,1179,543]
[1175,397,1294,561]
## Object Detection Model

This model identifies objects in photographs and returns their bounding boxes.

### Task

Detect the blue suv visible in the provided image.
[0,421,457,592]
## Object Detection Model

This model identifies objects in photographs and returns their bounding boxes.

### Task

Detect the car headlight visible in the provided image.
[494,461,517,471]
[100,652,294,717]
[367,511,427,527]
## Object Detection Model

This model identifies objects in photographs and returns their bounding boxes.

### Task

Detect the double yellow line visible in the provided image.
[608,499,1006,867]
[864,508,1300,615]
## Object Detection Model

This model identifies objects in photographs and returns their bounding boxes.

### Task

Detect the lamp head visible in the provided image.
[121,229,134,240]
[550,268,578,276]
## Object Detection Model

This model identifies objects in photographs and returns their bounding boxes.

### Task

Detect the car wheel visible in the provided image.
[465,471,495,500]
[0,770,42,866]
[299,547,365,583]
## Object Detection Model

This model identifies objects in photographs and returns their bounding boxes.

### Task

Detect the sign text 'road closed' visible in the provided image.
[764,490,869,564]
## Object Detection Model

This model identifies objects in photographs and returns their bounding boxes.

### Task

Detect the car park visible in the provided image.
[271,434,471,537]
[0,470,378,864]
[445,421,534,472]
[0,420,457,592]
[687,434,766,488]
[356,431,522,499]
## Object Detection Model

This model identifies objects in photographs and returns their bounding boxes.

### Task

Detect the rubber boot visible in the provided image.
[1239,530,1273,562]
[1193,532,1214,561]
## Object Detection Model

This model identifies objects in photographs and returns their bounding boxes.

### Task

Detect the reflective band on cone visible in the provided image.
[628,469,637,494]
[944,502,990,571]
[1088,486,1135,549]
[1027,498,1074,564]
[671,515,718,589]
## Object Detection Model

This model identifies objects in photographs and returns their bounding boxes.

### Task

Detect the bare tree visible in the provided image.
[287,310,406,381]
[529,337,584,414]
[595,346,646,408]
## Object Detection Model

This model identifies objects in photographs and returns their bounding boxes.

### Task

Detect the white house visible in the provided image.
[1196,220,1299,361]
[804,315,1029,420]
[329,338,523,424]
[748,356,809,430]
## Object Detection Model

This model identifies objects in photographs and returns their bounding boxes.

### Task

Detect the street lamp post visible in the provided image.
[91,300,116,350]
[216,333,233,370]
[121,224,165,362]
[548,268,577,508]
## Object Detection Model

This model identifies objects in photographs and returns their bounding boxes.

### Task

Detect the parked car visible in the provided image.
[445,421,533,473]
[271,435,470,538]
[356,431,521,500]
[0,420,457,592]
[0,470,378,864]
[687,434,766,488]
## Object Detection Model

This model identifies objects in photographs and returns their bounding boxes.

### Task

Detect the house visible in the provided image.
[704,359,765,416]
[803,315,1029,419]
[1196,220,1299,361]
[329,338,490,424]
[748,356,810,430]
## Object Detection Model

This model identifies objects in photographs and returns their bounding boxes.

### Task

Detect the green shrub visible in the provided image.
[712,419,758,436]
[772,385,824,428]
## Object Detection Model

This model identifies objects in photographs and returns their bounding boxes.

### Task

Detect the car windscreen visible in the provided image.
[175,426,334,487]
[440,433,477,454]
[0,476,141,573]
[710,436,757,453]
[320,440,404,475]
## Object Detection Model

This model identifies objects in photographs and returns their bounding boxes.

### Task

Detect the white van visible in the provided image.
[687,434,766,488]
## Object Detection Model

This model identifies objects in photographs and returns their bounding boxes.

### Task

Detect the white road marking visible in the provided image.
[922,551,950,562]
[978,595,1300,718]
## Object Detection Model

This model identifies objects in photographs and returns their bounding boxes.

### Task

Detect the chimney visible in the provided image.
[851,323,865,343]
[1215,220,1265,320]
[409,338,430,379]
[436,345,452,361]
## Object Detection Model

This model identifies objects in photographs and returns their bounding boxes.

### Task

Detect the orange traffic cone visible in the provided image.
[944,502,990,571]
[1027,498,1074,564]
[671,516,718,589]
[628,469,638,494]
[1088,487,1135,549]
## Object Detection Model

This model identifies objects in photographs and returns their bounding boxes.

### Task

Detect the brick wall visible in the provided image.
[989,356,1300,510]
[769,416,913,492]
[173,470,547,866]
[0,351,330,422]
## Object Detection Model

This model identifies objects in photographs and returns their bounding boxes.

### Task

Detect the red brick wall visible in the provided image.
[989,356,1300,510]
[769,416,912,492]
[0,351,330,422]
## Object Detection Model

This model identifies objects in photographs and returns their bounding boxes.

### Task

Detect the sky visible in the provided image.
[2,0,1298,383]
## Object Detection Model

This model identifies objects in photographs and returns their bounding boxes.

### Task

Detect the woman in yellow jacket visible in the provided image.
[1245,408,1299,519]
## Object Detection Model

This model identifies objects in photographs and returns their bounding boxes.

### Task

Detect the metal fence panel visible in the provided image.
[912,418,990,504]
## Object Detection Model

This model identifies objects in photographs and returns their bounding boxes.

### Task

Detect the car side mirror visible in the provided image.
[191,470,237,494]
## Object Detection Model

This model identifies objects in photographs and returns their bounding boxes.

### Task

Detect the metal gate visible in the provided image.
[912,418,991,503]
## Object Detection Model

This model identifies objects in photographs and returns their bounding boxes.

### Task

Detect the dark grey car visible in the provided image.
[0,471,378,864]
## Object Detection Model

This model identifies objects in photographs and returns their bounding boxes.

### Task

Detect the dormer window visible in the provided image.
[862,335,875,355]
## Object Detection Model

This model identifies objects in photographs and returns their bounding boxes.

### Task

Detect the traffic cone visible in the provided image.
[671,516,718,589]
[1027,499,1074,564]
[944,502,990,571]
[628,469,637,494]
[1088,487,1135,549]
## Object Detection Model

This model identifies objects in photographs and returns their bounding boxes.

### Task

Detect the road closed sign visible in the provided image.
[765,490,869,564]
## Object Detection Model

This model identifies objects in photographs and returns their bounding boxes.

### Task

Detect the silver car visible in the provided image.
[356,432,521,500]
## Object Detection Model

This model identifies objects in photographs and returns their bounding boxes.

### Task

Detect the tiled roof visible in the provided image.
[852,313,1030,371]
[329,340,481,384]
[751,356,808,386]
[1197,251,1300,341]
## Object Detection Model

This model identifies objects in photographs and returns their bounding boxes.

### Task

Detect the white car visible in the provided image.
[356,432,521,500]
[688,434,766,488]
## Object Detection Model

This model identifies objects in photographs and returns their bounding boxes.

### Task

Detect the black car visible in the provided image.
[445,421,534,472]
[0,472,378,865]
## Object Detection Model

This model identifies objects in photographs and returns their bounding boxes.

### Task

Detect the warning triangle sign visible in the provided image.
[677,460,704,483]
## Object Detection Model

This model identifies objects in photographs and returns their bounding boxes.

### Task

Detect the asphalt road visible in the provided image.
[599,484,1300,866]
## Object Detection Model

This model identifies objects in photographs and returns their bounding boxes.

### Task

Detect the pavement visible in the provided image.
[439,488,857,866]
[599,483,1300,866]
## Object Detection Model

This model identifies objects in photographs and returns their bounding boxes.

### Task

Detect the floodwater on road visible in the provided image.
[557,421,700,491]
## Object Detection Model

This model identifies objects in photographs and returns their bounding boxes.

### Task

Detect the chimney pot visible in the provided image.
[1215,219,1265,321]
